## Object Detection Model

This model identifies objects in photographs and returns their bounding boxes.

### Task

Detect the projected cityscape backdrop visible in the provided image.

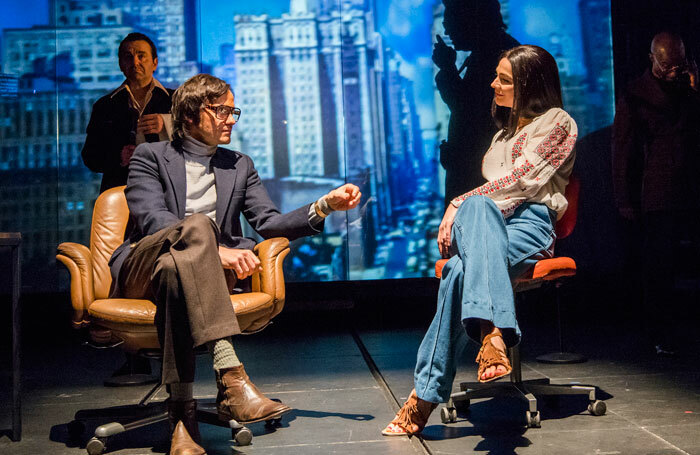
[0,0,613,291]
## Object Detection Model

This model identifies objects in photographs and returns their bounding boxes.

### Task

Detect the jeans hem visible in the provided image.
[414,379,450,404]
[462,301,520,344]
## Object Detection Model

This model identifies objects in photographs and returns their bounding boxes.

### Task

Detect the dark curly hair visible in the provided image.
[171,74,231,141]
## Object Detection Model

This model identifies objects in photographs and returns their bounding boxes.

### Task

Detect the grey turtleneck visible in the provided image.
[181,134,332,227]
[183,135,218,221]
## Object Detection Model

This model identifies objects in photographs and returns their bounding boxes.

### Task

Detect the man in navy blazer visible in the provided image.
[109,74,361,453]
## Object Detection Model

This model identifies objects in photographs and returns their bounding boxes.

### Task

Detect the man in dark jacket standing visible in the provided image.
[612,32,700,355]
[82,32,174,193]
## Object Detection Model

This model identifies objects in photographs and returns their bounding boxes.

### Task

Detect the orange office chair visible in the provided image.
[434,175,606,428]
[57,186,291,452]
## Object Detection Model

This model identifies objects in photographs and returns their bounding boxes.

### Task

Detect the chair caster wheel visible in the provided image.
[440,406,457,424]
[526,411,541,428]
[86,436,106,455]
[588,400,606,416]
[229,420,253,446]
[233,428,253,446]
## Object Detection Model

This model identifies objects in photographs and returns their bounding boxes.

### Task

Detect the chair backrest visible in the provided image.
[90,186,129,299]
[554,174,580,240]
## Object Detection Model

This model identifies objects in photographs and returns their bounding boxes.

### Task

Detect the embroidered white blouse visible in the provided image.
[451,107,578,220]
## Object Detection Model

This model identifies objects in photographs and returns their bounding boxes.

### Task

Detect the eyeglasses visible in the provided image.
[204,104,241,122]
[650,53,688,77]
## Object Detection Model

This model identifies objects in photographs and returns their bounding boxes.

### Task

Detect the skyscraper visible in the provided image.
[229,0,432,276]
[579,0,614,131]
[121,0,199,86]
[0,73,19,97]
[232,0,389,186]
[233,14,278,179]
[0,89,102,291]
[2,24,133,91]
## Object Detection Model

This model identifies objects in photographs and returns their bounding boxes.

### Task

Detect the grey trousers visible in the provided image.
[117,214,241,384]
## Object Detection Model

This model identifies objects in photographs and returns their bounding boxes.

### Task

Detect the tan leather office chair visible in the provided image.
[57,186,291,452]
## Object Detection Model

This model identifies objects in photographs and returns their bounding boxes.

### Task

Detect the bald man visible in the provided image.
[612,32,700,356]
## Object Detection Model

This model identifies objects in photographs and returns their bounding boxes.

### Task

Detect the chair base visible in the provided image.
[535,351,588,364]
[441,346,605,428]
[103,353,158,387]
[70,395,287,454]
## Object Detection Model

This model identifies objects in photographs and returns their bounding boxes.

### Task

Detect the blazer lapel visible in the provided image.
[164,144,186,218]
[212,148,239,226]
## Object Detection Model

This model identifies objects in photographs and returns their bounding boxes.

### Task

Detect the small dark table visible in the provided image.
[0,232,21,441]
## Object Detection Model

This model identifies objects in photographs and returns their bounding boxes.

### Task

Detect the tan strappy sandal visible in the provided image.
[476,332,512,383]
[381,389,437,437]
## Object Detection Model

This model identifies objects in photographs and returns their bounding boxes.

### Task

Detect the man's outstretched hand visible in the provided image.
[325,184,361,211]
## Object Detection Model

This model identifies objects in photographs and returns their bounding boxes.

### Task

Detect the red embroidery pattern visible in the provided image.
[511,132,527,164]
[535,124,576,168]
[501,200,525,218]
[452,160,535,204]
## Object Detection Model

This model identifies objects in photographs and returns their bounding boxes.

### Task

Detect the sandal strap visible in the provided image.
[476,333,506,362]
[388,391,436,435]
[389,402,421,432]
[481,332,504,348]
[476,332,511,377]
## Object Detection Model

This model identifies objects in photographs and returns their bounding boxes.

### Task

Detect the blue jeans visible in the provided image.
[414,196,556,403]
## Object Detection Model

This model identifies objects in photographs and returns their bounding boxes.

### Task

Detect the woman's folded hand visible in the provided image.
[438,203,458,258]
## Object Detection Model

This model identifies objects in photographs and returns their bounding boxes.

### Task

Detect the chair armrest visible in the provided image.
[56,242,95,328]
[435,259,449,279]
[252,237,290,320]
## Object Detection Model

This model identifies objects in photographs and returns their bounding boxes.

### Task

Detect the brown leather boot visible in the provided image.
[166,399,201,443]
[216,364,291,424]
[170,421,206,455]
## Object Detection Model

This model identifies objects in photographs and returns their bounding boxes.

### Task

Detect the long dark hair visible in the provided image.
[492,45,563,140]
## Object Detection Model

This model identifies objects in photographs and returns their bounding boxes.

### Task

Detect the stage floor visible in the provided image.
[1,294,699,455]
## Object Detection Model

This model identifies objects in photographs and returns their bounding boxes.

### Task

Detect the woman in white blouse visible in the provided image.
[383,45,578,437]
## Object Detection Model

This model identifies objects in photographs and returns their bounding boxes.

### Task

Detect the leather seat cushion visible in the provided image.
[89,299,157,325]
[88,292,274,325]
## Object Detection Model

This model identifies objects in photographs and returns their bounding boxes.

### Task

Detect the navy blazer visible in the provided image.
[109,140,322,294]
